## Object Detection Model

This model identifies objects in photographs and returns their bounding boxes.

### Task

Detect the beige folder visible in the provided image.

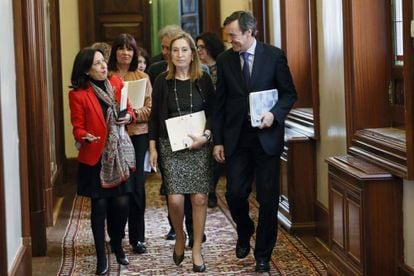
[165,110,206,152]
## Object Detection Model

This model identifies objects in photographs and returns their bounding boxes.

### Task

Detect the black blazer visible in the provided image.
[148,71,215,141]
[213,41,297,157]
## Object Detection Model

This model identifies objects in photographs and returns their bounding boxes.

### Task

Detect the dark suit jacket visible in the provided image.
[69,75,135,166]
[213,41,297,157]
[148,60,168,86]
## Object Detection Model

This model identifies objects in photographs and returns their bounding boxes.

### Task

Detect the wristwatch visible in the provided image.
[202,133,211,142]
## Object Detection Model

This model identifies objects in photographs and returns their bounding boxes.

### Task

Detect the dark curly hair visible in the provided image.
[195,32,225,60]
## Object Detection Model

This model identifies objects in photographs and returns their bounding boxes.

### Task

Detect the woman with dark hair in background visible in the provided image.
[107,33,152,255]
[69,47,136,274]
[195,32,225,208]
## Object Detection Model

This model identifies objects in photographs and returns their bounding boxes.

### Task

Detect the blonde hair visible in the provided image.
[166,32,203,81]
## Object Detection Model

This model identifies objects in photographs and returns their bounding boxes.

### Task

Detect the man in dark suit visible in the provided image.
[213,11,297,273]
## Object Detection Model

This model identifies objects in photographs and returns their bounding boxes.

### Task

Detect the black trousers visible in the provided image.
[128,134,148,245]
[225,128,281,261]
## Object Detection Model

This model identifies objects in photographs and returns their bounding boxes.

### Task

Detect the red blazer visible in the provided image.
[69,75,135,166]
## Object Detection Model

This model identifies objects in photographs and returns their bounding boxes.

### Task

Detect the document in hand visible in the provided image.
[123,78,147,109]
[249,88,278,127]
[165,110,206,152]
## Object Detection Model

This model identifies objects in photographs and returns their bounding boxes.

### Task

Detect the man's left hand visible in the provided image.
[258,112,275,129]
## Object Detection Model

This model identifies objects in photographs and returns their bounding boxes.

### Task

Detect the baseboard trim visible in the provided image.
[9,237,31,276]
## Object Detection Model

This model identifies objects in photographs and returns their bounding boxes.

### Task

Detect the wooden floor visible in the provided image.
[32,174,336,275]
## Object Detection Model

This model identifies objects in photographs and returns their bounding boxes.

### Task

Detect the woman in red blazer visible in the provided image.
[69,47,136,275]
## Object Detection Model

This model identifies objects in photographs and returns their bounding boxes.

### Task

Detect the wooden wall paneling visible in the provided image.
[278,128,316,233]
[19,0,51,256]
[251,0,268,43]
[284,0,312,108]
[79,0,151,53]
[403,0,414,178]
[309,0,319,140]
[79,0,96,48]
[349,0,391,130]
[199,0,221,35]
[50,0,65,187]
[327,156,402,275]
[281,0,320,140]
[342,0,414,178]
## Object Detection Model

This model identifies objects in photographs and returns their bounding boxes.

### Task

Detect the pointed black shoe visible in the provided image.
[193,262,206,273]
[173,250,184,266]
[255,259,270,272]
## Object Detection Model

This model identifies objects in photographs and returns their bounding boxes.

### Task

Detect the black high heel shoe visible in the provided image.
[173,235,186,266]
[192,254,206,272]
[193,262,206,272]
[173,250,185,266]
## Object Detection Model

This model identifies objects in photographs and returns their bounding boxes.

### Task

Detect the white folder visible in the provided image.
[165,110,206,152]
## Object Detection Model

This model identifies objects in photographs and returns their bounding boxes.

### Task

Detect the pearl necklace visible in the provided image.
[173,78,193,116]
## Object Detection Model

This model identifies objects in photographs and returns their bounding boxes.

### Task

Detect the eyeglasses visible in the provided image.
[197,45,206,50]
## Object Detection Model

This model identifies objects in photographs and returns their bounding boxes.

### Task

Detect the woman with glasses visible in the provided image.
[195,32,225,208]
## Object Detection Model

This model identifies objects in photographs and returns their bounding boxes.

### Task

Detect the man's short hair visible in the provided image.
[223,11,257,37]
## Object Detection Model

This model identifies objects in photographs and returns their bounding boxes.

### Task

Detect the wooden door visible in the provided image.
[79,0,151,53]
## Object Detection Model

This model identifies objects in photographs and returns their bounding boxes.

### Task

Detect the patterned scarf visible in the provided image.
[90,80,136,188]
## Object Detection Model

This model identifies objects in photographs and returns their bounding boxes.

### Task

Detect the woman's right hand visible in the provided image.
[81,133,100,143]
[149,148,158,172]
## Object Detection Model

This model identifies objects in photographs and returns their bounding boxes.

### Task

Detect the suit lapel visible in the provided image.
[250,42,264,89]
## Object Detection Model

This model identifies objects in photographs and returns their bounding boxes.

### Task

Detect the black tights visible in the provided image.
[91,195,129,260]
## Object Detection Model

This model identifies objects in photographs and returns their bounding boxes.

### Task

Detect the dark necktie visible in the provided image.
[241,52,250,86]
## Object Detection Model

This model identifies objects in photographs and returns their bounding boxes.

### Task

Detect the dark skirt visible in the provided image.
[158,138,211,194]
[77,160,134,199]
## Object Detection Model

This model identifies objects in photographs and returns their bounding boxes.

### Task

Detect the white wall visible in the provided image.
[315,0,347,206]
[0,0,23,270]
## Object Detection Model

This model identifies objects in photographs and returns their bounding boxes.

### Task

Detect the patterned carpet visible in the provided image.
[58,173,327,275]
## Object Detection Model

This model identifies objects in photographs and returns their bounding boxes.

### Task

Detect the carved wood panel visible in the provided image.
[79,0,151,53]
[327,156,402,275]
